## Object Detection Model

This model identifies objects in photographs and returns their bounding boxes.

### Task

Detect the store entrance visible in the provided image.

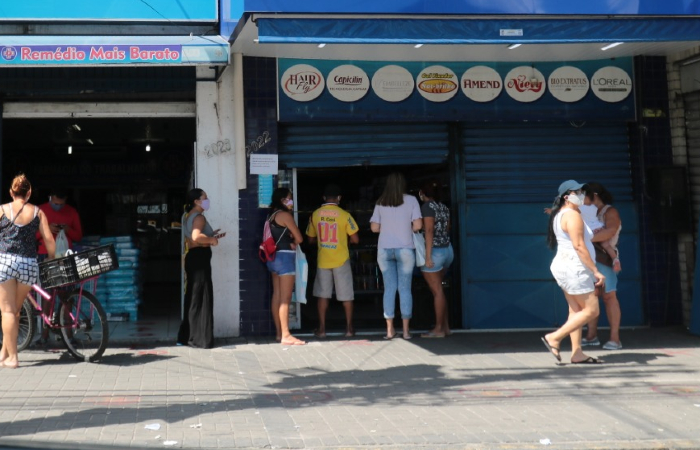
[295,164,455,333]
[1,118,194,323]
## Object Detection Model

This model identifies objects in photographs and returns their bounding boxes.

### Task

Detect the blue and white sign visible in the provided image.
[0,36,228,66]
[278,58,635,122]
[0,0,217,22]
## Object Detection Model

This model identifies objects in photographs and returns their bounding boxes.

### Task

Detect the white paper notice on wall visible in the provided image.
[250,154,278,175]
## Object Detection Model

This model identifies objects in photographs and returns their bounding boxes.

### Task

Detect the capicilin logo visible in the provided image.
[281,64,325,102]
[1,46,18,61]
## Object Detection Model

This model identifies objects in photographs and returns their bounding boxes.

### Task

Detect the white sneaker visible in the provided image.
[581,337,600,346]
[602,341,622,350]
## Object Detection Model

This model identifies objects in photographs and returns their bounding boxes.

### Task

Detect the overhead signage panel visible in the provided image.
[278,58,635,122]
[245,0,700,15]
[0,36,229,66]
[0,0,217,22]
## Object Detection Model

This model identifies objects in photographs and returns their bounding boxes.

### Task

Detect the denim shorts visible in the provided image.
[421,244,454,273]
[266,250,295,276]
[595,261,618,293]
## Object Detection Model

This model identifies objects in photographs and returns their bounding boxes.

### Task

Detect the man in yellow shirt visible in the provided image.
[306,184,359,338]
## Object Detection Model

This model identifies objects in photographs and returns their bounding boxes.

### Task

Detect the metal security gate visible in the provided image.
[278,123,450,167]
[460,122,643,329]
[685,91,700,238]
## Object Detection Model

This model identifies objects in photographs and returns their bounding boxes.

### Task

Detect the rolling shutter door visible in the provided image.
[460,122,643,329]
[278,123,449,168]
[684,91,700,238]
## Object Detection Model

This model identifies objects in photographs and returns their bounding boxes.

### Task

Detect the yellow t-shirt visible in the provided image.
[306,203,359,269]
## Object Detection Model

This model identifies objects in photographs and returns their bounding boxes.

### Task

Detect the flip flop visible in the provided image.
[402,334,412,340]
[421,332,446,338]
[281,339,306,346]
[541,336,561,362]
[383,333,397,340]
[572,356,602,364]
[313,330,327,339]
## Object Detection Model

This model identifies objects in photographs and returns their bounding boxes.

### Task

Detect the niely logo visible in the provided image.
[507,75,543,93]
[1,47,17,61]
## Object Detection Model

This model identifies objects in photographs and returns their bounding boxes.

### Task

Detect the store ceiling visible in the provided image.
[231,17,700,62]
[2,118,195,151]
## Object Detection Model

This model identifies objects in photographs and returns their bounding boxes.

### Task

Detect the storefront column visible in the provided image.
[195,65,240,337]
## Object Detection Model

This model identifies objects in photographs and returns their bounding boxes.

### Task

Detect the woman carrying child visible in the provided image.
[581,182,624,351]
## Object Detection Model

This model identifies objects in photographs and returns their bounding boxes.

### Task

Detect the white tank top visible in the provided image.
[553,209,596,259]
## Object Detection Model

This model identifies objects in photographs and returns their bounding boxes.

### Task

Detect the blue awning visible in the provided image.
[0,35,229,66]
[257,17,700,45]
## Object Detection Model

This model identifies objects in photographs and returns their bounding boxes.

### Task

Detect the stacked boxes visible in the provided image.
[91,236,142,321]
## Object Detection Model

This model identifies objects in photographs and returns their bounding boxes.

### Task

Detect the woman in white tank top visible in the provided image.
[542,180,605,364]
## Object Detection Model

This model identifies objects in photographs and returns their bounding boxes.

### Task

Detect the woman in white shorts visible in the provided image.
[0,174,55,368]
[541,180,605,365]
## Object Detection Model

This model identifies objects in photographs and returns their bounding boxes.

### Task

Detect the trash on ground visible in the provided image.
[540,438,552,445]
[190,423,202,429]
[145,423,161,431]
[163,441,178,446]
[155,435,161,439]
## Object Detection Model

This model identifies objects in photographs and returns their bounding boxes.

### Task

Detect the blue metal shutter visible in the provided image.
[278,123,449,168]
[460,122,643,329]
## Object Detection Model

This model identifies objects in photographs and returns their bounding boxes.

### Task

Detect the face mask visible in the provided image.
[50,202,64,211]
[567,193,584,206]
[200,199,210,211]
[284,199,294,208]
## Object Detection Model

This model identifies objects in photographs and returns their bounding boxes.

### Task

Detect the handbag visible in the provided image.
[593,242,613,267]
[413,232,426,267]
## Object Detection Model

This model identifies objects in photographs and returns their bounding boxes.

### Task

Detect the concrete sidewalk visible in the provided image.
[1,327,700,449]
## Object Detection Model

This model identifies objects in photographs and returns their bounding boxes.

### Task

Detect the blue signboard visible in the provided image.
[0,36,229,66]
[278,58,635,123]
[0,0,217,22]
[239,0,700,15]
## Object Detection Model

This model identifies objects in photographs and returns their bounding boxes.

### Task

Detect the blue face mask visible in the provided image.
[50,202,64,211]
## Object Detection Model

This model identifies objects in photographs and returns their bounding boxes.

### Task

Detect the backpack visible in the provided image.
[259,211,286,262]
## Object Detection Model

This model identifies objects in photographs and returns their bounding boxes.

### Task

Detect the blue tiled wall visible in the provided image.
[239,56,278,336]
[629,56,683,326]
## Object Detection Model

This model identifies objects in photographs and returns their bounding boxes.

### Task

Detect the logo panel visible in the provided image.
[327,65,369,102]
[371,65,414,102]
[461,66,502,103]
[504,66,546,102]
[591,66,632,103]
[281,64,325,102]
[417,65,458,102]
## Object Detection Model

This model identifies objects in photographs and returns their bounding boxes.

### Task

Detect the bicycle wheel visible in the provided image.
[59,290,109,362]
[0,298,36,352]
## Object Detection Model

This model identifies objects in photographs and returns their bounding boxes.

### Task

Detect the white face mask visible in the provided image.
[567,192,585,206]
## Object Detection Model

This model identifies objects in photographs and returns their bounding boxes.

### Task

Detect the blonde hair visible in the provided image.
[10,173,31,198]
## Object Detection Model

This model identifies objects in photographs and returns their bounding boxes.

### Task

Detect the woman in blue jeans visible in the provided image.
[370,173,422,340]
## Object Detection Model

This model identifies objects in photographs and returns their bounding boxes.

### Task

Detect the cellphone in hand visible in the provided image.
[214,232,226,239]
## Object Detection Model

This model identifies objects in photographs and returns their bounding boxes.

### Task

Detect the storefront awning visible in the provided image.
[0,35,229,66]
[257,17,700,45]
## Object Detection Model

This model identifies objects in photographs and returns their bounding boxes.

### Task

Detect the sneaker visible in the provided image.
[581,337,600,346]
[602,340,622,350]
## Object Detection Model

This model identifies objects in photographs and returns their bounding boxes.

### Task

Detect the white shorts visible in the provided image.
[550,251,595,295]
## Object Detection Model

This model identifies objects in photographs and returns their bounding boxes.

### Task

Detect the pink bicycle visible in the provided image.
[0,245,117,362]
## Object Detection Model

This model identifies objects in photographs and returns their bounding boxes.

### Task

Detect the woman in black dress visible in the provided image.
[177,188,224,348]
